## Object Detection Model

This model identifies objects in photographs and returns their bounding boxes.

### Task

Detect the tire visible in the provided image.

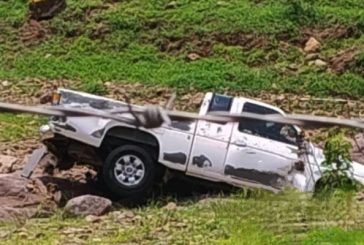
[102,145,156,201]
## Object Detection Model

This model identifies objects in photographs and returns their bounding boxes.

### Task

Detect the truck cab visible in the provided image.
[160,93,307,192]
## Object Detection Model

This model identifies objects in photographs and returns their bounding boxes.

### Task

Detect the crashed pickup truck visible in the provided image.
[23,89,364,199]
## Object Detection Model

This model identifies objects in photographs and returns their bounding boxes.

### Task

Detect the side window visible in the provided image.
[238,102,297,145]
[208,94,232,112]
[207,94,232,125]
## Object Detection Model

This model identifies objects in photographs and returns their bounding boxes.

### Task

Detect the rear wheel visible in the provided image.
[102,145,156,201]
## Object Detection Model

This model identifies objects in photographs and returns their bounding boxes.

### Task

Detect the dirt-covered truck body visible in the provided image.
[23,89,364,198]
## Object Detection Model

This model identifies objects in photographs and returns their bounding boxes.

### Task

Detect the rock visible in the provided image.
[304,37,320,53]
[0,155,18,173]
[64,195,112,217]
[357,191,364,202]
[287,64,299,71]
[329,48,359,74]
[163,202,177,211]
[165,1,178,9]
[187,53,201,61]
[304,53,320,62]
[0,173,27,196]
[0,174,46,221]
[1,81,10,87]
[85,215,102,223]
[314,59,327,67]
[0,207,37,221]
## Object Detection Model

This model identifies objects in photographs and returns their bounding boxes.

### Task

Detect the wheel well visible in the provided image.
[100,126,160,160]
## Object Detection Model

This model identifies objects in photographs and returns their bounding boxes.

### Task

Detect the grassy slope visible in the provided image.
[1,1,364,244]
[1,190,364,244]
[0,0,364,97]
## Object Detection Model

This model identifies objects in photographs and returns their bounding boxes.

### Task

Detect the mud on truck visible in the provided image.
[23,89,364,200]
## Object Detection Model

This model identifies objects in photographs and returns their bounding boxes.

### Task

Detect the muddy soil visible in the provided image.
[329,48,359,74]
[19,19,50,47]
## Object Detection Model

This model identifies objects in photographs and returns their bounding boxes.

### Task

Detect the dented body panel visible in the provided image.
[34,89,364,193]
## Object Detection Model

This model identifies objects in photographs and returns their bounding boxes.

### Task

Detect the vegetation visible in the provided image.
[315,131,358,193]
[0,0,363,97]
[0,114,45,142]
[1,190,364,244]
[1,0,364,244]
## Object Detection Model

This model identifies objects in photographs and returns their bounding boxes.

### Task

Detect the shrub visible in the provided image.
[315,131,358,194]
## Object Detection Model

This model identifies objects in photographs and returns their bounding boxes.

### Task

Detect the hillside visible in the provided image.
[1,0,364,244]
[0,0,363,97]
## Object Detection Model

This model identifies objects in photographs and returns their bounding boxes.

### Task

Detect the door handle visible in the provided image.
[235,140,247,147]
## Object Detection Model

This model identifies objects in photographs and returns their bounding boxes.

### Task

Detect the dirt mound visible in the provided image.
[214,32,271,50]
[329,48,359,74]
[301,25,359,43]
[19,19,50,47]
[160,32,271,57]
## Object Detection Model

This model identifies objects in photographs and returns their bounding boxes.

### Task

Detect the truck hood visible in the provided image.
[311,144,364,185]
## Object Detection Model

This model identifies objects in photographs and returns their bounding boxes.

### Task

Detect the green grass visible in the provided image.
[0,0,363,98]
[0,114,45,142]
[303,227,364,244]
[1,1,364,243]
[0,190,363,244]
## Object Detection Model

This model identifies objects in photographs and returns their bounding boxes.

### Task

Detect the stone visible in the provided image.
[308,60,315,66]
[85,215,102,223]
[165,1,178,9]
[1,81,10,87]
[314,59,327,67]
[187,53,201,61]
[0,173,27,196]
[0,207,37,221]
[304,37,320,53]
[0,155,18,173]
[64,195,112,217]
[304,53,320,62]
[0,173,45,221]
[163,202,177,211]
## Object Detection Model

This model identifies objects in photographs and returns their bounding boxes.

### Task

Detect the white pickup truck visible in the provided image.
[23,89,364,199]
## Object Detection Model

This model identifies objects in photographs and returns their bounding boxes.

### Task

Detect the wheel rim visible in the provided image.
[113,154,145,187]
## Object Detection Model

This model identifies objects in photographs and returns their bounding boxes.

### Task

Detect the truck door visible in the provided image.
[224,102,299,191]
[186,93,237,181]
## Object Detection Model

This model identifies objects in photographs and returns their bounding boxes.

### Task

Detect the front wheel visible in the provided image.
[102,145,156,201]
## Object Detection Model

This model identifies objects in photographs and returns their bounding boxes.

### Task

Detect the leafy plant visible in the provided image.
[315,131,358,194]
